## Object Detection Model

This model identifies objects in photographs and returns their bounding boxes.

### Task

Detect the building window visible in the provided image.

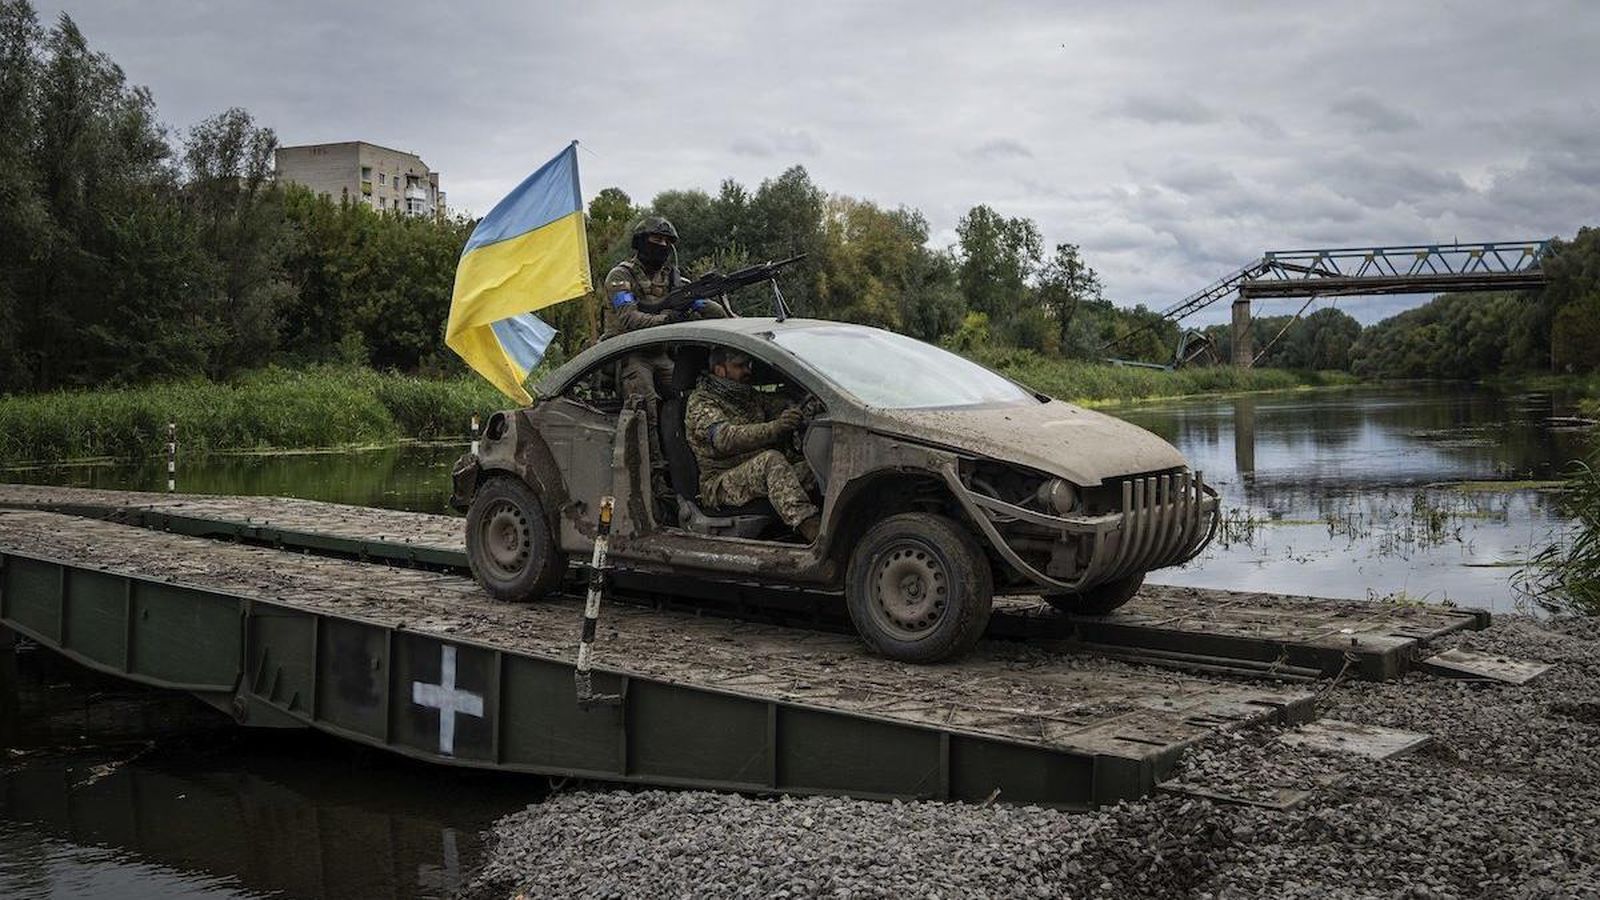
[361,166,372,180]
[378,173,386,185]
[378,197,386,209]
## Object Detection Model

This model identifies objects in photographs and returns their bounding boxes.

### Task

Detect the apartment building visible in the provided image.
[274,141,447,216]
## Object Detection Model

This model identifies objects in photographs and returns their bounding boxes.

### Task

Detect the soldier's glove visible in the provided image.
[774,407,805,433]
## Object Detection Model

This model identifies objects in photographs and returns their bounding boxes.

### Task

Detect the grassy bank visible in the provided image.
[967,348,1357,406]
[1,354,1356,467]
[0,367,504,465]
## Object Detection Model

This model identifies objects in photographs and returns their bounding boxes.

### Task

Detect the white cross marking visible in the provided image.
[411,645,483,756]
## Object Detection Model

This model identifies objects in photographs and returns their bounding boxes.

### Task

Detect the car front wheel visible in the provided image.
[845,513,993,663]
[1042,573,1145,617]
[465,476,566,602]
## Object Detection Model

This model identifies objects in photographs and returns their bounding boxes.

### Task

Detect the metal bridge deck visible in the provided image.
[0,484,1489,682]
[0,509,1312,808]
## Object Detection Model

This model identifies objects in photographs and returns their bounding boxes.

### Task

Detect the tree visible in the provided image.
[1035,242,1102,352]
[182,107,291,374]
[0,0,43,392]
[955,205,1040,322]
[1552,297,1600,373]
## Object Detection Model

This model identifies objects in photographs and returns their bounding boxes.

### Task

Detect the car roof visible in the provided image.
[534,317,861,397]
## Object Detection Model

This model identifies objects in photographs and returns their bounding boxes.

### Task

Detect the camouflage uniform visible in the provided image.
[684,374,818,528]
[601,258,728,463]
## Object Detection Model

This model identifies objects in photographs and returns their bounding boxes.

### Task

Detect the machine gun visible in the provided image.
[636,254,807,320]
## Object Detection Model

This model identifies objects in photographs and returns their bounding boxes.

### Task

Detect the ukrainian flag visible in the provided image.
[446,142,590,404]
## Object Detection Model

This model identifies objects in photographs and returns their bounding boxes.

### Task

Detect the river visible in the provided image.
[1,383,1592,897]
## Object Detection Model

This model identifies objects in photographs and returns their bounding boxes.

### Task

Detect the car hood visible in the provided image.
[870,400,1189,486]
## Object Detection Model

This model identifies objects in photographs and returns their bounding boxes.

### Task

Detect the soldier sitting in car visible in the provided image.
[684,348,821,543]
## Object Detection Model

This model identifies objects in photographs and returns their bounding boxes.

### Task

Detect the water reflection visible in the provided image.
[2,385,1592,612]
[0,645,533,899]
[3,443,467,515]
[1117,385,1593,610]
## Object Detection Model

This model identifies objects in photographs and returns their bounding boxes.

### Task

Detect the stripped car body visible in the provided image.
[453,317,1220,660]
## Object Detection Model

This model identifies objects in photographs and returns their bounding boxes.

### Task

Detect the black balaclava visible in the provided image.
[637,239,671,271]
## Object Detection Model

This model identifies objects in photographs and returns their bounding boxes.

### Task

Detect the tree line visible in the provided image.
[3,2,1597,399]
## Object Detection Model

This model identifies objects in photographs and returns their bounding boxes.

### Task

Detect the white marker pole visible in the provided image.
[575,496,620,707]
[166,422,176,493]
[470,414,480,455]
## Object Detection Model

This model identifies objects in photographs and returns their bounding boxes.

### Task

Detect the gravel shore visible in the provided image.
[466,616,1600,899]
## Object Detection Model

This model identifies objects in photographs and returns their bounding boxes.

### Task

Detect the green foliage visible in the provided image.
[1519,454,1600,615]
[1351,292,1524,378]
[956,204,1041,321]
[1204,307,1362,370]
[1551,296,1600,373]
[958,347,1341,405]
[0,366,506,465]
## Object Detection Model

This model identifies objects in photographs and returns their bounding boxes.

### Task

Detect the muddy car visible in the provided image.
[451,318,1219,662]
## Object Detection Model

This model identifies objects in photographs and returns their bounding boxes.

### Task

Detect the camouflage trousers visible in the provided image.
[702,449,818,528]
[619,350,672,464]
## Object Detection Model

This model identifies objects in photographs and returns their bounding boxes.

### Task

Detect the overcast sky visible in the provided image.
[42,1,1600,325]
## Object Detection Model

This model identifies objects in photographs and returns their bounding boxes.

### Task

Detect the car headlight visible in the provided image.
[1035,478,1079,515]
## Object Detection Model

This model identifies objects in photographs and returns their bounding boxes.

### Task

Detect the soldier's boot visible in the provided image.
[797,515,821,544]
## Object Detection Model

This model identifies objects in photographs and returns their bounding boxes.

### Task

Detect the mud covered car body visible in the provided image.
[453,318,1220,661]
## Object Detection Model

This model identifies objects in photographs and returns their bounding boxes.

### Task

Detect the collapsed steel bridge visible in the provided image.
[1107,240,1552,365]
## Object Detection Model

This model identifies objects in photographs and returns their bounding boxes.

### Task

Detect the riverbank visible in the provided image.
[468,615,1599,899]
[0,357,1354,466]
[969,348,1357,406]
[0,367,504,465]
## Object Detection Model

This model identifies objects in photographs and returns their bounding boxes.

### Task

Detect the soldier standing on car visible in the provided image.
[602,215,725,476]
[685,347,821,543]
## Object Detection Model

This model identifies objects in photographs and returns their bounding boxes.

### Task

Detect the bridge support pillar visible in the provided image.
[1231,299,1253,368]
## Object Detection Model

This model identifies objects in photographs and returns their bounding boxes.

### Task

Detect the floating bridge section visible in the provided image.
[0,486,1491,808]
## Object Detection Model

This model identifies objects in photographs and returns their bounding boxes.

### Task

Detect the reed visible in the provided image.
[1519,454,1600,615]
[0,367,506,465]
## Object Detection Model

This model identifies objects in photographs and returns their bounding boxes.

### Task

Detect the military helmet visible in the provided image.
[631,215,678,244]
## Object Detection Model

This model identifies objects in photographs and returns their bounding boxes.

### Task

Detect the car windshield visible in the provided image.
[771,325,1037,409]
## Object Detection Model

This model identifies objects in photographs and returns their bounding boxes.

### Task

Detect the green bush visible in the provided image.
[0,366,510,465]
[960,348,1350,405]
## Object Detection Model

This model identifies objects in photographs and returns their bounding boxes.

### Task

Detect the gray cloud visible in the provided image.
[1329,93,1421,133]
[1109,93,1222,126]
[38,0,1600,326]
[730,129,822,159]
[967,138,1034,161]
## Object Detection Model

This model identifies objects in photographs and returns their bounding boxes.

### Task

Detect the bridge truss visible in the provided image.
[1105,239,1552,353]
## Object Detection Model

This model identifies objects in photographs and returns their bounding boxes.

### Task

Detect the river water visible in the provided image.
[1,383,1593,897]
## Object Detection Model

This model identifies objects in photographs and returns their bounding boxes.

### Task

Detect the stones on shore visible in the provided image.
[468,616,1600,899]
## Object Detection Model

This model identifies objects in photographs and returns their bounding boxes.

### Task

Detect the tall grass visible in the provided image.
[964,347,1354,406]
[1,352,1353,466]
[0,366,507,465]
[1519,455,1600,615]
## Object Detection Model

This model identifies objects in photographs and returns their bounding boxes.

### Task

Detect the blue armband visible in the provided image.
[690,298,707,312]
[611,290,636,309]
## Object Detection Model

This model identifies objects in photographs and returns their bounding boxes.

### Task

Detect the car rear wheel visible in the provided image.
[845,513,993,663]
[466,476,566,602]
[1042,573,1145,617]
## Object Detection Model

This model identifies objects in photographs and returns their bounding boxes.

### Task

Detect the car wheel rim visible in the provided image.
[869,539,948,640]
[480,498,532,578]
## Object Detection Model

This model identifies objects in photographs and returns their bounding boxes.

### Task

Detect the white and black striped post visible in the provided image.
[575,495,621,707]
[166,422,177,493]
[470,414,480,455]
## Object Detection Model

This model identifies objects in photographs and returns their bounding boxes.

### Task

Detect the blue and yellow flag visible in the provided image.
[447,142,590,404]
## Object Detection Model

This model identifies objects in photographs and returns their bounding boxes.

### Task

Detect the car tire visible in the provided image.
[845,513,993,663]
[1042,573,1145,617]
[466,476,566,602]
